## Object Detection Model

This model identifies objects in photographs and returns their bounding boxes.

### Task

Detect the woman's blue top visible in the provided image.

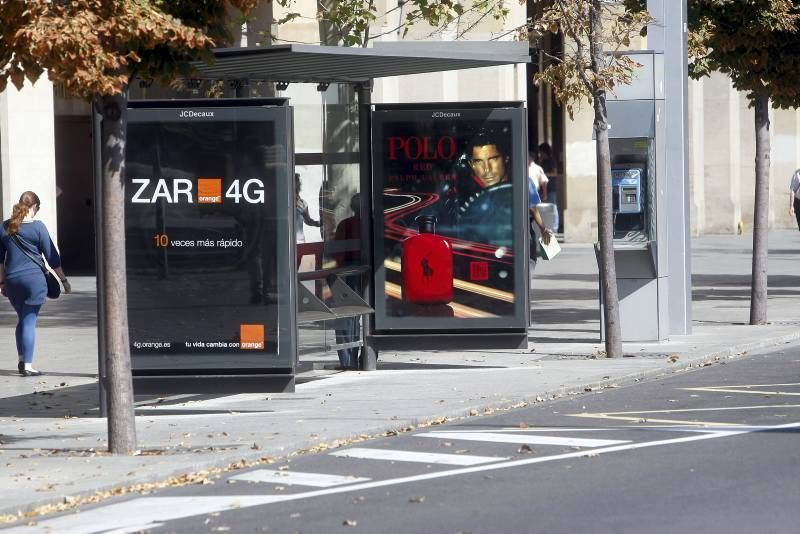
[0,220,62,279]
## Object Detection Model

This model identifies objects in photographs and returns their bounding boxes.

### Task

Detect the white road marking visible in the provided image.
[230,469,370,487]
[418,431,629,448]
[3,496,283,534]
[101,523,165,534]
[9,422,800,534]
[329,447,507,465]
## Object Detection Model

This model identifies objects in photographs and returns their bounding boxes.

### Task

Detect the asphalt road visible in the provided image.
[6,343,800,534]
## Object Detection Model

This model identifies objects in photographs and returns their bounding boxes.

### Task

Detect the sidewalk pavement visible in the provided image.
[1,231,798,521]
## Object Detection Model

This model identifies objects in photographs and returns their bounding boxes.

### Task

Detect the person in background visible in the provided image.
[0,191,71,377]
[789,168,800,231]
[331,194,362,370]
[529,151,549,198]
[295,173,321,267]
[529,174,554,273]
[537,142,560,232]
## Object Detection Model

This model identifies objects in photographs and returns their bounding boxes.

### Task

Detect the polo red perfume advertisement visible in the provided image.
[372,105,528,332]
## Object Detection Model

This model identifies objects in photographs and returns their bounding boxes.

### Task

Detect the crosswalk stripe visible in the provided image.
[1,496,283,534]
[418,431,630,448]
[230,469,370,487]
[329,447,507,465]
[10,422,800,534]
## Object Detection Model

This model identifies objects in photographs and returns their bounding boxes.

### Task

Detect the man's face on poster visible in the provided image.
[470,144,506,188]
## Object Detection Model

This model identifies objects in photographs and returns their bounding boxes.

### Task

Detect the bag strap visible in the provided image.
[9,232,46,271]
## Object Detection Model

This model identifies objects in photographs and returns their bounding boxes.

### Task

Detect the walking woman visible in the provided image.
[0,192,71,376]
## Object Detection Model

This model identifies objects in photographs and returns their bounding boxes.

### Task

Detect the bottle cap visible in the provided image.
[414,215,437,233]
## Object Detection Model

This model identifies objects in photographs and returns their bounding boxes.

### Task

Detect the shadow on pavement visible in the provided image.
[375,362,506,370]
[532,307,599,325]
[692,273,800,288]
[0,291,98,329]
[0,383,99,418]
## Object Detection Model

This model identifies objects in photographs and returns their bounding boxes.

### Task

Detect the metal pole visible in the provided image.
[357,81,378,371]
[648,0,691,335]
[92,106,107,418]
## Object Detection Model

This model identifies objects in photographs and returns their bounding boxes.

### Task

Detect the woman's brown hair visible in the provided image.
[8,191,41,235]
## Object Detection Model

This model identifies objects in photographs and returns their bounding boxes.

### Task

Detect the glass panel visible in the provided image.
[125,104,293,371]
[372,107,528,332]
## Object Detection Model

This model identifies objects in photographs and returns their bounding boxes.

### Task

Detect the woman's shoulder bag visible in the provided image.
[9,233,61,299]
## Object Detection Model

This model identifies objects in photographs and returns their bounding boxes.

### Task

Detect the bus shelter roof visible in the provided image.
[192,42,530,83]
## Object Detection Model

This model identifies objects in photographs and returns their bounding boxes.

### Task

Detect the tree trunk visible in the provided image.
[99,90,137,454]
[589,0,622,358]
[593,93,623,358]
[749,91,770,325]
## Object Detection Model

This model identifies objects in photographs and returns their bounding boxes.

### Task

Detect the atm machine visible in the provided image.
[597,51,669,342]
[612,167,644,228]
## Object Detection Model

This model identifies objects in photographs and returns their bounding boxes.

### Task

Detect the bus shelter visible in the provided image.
[95,42,531,397]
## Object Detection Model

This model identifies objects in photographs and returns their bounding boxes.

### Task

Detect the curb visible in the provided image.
[3,331,800,521]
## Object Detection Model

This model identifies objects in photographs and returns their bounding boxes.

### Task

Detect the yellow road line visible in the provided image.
[682,387,800,396]
[569,403,800,426]
[384,259,515,303]
[572,404,800,416]
[686,382,800,388]
[569,413,743,427]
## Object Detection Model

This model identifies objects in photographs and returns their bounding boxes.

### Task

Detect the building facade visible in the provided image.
[1,0,798,263]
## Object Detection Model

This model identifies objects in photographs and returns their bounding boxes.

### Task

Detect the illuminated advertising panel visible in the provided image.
[372,105,528,333]
[125,100,295,373]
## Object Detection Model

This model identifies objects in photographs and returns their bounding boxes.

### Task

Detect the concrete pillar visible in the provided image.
[771,106,797,229]
[0,77,59,245]
[562,105,598,244]
[702,73,740,233]
[737,92,756,227]
[648,0,691,335]
[688,78,705,236]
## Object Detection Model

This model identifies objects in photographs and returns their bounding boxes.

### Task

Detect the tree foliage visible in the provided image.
[0,0,262,97]
[687,0,800,107]
[531,1,652,117]
[273,0,510,47]
[625,0,800,107]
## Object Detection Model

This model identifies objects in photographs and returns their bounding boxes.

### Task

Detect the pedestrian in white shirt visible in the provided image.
[528,153,549,197]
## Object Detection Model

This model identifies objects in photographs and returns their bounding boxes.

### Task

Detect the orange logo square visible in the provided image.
[240,324,265,350]
[198,178,222,204]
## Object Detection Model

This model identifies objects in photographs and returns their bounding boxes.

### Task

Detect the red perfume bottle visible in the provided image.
[401,215,454,304]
